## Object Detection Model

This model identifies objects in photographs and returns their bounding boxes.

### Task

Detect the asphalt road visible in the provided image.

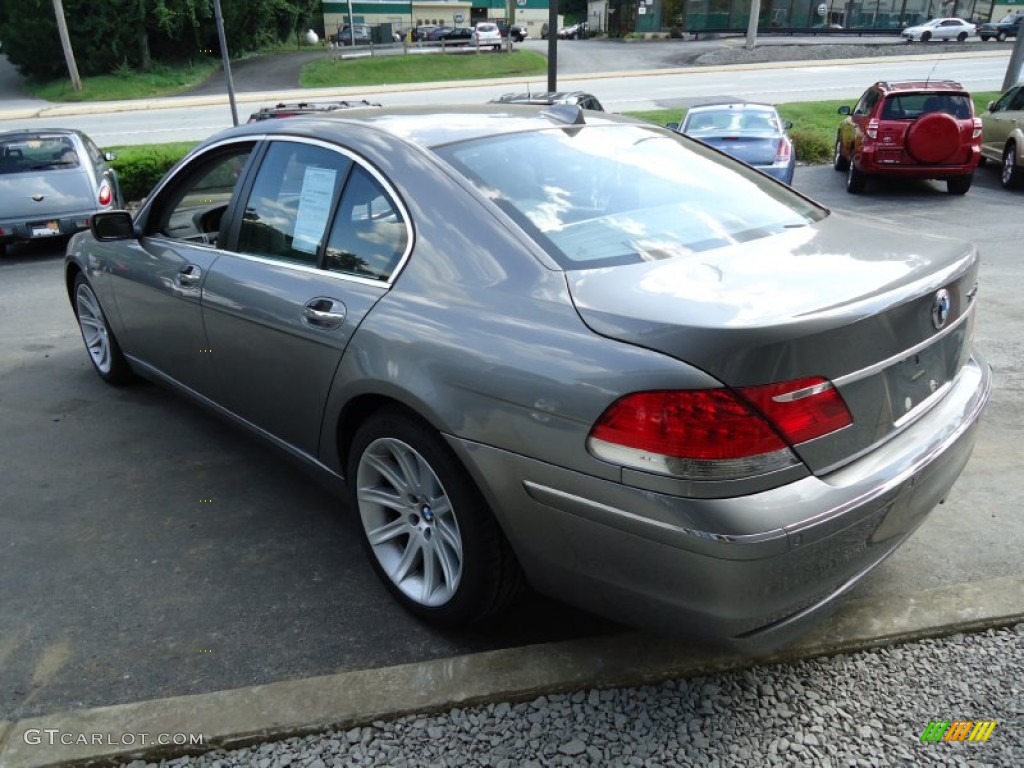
[1,163,1022,726]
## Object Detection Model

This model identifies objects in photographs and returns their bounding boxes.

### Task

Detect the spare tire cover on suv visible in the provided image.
[906,112,961,164]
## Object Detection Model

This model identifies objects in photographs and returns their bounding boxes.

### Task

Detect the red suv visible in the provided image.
[833,80,982,194]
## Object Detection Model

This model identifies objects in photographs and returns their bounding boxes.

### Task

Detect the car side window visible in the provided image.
[324,165,408,281]
[853,90,879,117]
[148,143,255,246]
[1010,89,1024,112]
[238,142,352,266]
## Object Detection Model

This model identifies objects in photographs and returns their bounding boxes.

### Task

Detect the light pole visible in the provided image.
[212,0,238,126]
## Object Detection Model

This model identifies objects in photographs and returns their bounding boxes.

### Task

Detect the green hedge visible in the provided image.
[109,142,195,203]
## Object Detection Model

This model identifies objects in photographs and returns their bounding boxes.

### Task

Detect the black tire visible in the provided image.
[833,135,850,171]
[957,32,968,42]
[1002,142,1023,189]
[996,32,1007,42]
[0,242,6,258]
[946,173,972,195]
[846,159,867,193]
[347,408,524,627]
[980,34,991,41]
[72,272,134,385]
[921,31,932,42]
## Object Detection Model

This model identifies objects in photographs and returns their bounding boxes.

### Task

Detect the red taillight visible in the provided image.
[737,377,852,446]
[866,119,879,140]
[588,377,852,480]
[972,117,983,140]
[98,181,112,206]
[774,138,792,165]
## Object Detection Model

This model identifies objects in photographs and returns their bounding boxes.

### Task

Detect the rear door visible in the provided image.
[202,137,411,457]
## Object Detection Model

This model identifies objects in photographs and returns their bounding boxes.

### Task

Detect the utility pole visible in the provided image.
[212,0,239,126]
[51,0,82,92]
[745,0,761,50]
[547,0,557,91]
[1003,27,1024,91]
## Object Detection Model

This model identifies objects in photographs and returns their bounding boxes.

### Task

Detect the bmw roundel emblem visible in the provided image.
[931,289,952,330]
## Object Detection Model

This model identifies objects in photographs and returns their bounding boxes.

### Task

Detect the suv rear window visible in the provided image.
[881,93,972,120]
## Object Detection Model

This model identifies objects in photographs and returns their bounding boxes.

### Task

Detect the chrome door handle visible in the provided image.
[303,298,346,329]
[176,265,202,288]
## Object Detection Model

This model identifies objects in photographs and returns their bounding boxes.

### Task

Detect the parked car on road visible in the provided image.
[0,128,121,258]
[900,17,975,41]
[979,83,1024,188]
[440,27,473,44]
[977,12,1022,41]
[834,79,982,194]
[509,24,529,42]
[471,22,502,49]
[490,91,605,111]
[66,106,991,651]
[425,26,453,41]
[668,102,796,184]
[333,24,371,45]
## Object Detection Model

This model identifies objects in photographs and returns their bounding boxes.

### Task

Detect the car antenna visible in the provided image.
[925,57,941,85]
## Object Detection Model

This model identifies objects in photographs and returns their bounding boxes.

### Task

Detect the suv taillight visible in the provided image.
[98,181,112,207]
[587,377,852,481]
[972,117,983,140]
[866,119,879,140]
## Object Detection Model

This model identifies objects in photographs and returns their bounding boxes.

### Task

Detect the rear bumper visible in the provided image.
[857,145,981,178]
[0,211,94,244]
[448,353,991,653]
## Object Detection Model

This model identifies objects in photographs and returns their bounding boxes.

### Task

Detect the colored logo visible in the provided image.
[920,720,997,742]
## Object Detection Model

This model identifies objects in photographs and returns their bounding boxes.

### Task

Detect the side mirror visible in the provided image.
[783,120,793,129]
[987,101,996,111]
[666,122,680,131]
[91,211,136,241]
[103,151,117,162]
[838,106,852,115]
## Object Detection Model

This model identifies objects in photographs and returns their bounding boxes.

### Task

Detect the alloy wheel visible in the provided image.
[75,282,112,374]
[356,437,463,607]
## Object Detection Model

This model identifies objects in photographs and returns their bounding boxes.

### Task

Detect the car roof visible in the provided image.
[0,127,82,139]
[872,80,968,93]
[217,105,640,149]
[493,91,594,103]
[687,102,777,112]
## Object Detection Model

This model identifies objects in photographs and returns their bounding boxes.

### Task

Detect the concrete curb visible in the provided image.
[1,573,1022,768]
[0,50,1009,121]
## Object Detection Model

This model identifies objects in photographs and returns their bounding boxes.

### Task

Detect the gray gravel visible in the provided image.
[126,624,1024,767]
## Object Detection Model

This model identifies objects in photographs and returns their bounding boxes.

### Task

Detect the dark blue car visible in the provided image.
[670,102,796,185]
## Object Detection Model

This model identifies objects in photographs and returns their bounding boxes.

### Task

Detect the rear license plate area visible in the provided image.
[30,220,61,237]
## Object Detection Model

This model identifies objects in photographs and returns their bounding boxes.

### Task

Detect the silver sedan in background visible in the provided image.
[65,106,990,652]
[0,128,121,258]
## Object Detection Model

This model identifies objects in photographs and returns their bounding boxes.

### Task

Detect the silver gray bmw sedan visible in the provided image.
[65,105,991,651]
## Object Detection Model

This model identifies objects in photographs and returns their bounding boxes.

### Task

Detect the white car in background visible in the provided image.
[901,17,976,42]
[471,22,502,50]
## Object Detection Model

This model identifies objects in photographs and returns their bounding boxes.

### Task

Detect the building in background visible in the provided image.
[323,0,553,39]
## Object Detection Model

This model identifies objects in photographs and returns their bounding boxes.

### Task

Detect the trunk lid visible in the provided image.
[702,135,780,167]
[0,169,96,219]
[566,213,979,474]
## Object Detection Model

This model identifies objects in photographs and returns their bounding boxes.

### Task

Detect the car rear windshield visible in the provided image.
[685,108,780,134]
[436,124,826,270]
[880,93,972,120]
[0,135,81,174]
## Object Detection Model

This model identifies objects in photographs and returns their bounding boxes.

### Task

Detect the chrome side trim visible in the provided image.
[126,355,346,486]
[521,480,789,559]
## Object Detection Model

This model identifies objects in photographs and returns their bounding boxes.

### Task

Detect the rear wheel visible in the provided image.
[348,408,523,626]
[1002,142,1023,189]
[957,31,968,42]
[846,160,867,193]
[833,136,850,171]
[946,174,972,195]
[73,273,133,384]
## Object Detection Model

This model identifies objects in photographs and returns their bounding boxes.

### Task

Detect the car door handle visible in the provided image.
[303,298,346,330]
[176,264,202,288]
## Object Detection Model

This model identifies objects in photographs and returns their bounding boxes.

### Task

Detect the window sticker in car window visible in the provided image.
[292,166,338,254]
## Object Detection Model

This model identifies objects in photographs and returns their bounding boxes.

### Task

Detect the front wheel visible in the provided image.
[1002,143,1023,189]
[946,173,973,195]
[348,408,523,626]
[996,31,1007,42]
[73,273,133,384]
[846,160,867,193]
[921,31,932,42]
[833,136,850,171]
